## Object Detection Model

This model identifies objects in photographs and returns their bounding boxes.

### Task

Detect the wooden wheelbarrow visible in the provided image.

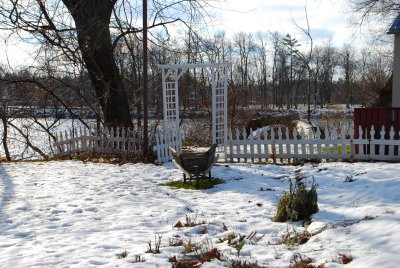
[169,144,219,188]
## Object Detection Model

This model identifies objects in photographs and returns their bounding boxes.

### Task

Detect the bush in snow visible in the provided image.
[272,178,318,222]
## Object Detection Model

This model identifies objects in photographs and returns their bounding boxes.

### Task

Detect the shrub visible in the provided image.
[272,178,318,222]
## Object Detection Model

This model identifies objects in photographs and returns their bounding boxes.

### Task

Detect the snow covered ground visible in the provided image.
[1,160,400,267]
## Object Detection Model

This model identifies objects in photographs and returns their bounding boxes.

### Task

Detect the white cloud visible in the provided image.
[209,0,367,47]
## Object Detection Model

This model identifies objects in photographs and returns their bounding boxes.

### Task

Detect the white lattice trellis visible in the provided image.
[158,62,231,154]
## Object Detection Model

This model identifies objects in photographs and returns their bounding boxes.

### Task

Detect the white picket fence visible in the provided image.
[54,127,143,156]
[225,125,400,163]
[54,124,400,163]
[154,128,182,163]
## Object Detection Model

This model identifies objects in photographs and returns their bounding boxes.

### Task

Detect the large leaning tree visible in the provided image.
[0,0,211,128]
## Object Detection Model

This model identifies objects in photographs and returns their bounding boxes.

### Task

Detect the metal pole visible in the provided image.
[143,0,148,158]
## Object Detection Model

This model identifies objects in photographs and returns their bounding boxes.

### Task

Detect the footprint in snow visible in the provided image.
[15,206,29,211]
[72,208,83,214]
[0,242,16,247]
[14,232,31,238]
[51,209,66,214]
[101,245,120,249]
[89,260,108,265]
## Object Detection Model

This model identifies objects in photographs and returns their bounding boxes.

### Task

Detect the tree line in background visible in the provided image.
[1,29,393,118]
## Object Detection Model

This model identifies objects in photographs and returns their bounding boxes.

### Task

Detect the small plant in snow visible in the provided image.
[226,257,260,268]
[129,254,145,263]
[182,238,200,254]
[338,253,352,264]
[235,241,245,256]
[169,237,184,247]
[199,247,221,263]
[281,228,312,246]
[344,175,355,182]
[273,177,318,222]
[171,237,221,267]
[290,253,325,268]
[115,250,128,259]
[173,214,206,228]
[145,234,162,254]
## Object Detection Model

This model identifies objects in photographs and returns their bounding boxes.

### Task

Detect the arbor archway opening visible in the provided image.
[159,62,231,154]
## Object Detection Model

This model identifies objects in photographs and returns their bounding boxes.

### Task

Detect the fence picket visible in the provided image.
[235,128,240,162]
[264,129,268,160]
[307,128,313,157]
[256,128,262,162]
[322,128,329,158]
[370,125,376,160]
[389,126,395,157]
[315,127,321,158]
[249,128,255,162]
[243,127,248,162]
[299,128,305,157]
[228,129,234,162]
[340,128,346,159]
[332,129,338,157]
[292,127,299,158]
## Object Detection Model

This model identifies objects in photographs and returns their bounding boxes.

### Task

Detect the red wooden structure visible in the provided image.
[354,108,400,154]
[354,108,400,138]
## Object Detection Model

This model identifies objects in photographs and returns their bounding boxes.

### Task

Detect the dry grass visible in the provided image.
[290,253,325,268]
[338,253,352,264]
[174,214,206,228]
[115,250,128,259]
[170,248,221,268]
[145,235,162,254]
[228,258,261,268]
[281,230,312,246]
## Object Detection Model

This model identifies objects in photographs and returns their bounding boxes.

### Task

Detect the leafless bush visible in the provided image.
[146,234,162,254]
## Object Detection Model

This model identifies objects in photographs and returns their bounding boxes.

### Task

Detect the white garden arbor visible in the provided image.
[157,62,231,160]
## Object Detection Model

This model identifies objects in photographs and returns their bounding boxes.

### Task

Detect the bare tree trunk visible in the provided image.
[345,52,351,109]
[1,116,11,161]
[63,0,132,128]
